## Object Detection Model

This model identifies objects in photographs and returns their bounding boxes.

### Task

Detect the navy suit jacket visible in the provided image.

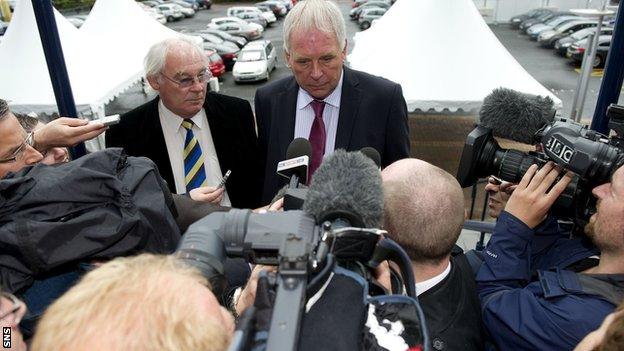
[105,93,263,209]
[254,66,410,202]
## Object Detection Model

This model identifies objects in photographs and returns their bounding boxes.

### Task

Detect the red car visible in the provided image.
[205,49,225,78]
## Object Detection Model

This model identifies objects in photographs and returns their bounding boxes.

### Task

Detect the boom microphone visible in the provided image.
[479,87,556,144]
[303,149,383,228]
[360,147,381,168]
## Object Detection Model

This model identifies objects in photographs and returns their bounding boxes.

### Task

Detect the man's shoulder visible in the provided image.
[206,91,250,108]
[345,66,400,92]
[256,75,295,98]
[119,98,158,124]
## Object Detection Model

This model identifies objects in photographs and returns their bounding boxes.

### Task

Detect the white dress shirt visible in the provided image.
[158,100,231,206]
[294,70,344,157]
[415,261,451,296]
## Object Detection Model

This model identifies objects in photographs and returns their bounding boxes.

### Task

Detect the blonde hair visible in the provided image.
[31,254,230,351]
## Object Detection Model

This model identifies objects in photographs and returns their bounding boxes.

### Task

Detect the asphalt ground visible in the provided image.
[104,1,623,222]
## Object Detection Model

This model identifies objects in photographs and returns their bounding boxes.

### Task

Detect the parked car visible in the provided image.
[352,0,369,8]
[358,7,386,30]
[138,3,168,24]
[350,0,390,20]
[554,26,614,56]
[275,0,292,11]
[200,28,248,48]
[510,8,553,29]
[233,40,277,83]
[567,35,612,68]
[195,32,240,69]
[163,1,194,17]
[208,17,264,32]
[156,3,184,21]
[203,49,226,79]
[537,19,600,48]
[234,12,268,28]
[209,22,263,41]
[519,11,570,33]
[227,6,277,26]
[256,1,287,17]
[527,15,580,40]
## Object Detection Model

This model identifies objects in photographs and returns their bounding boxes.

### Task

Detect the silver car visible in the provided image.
[358,7,387,30]
[233,40,278,83]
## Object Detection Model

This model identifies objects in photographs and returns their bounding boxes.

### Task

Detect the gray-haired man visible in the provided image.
[254,0,410,203]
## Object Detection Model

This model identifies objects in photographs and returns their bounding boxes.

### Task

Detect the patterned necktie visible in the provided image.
[182,119,207,192]
[308,100,327,177]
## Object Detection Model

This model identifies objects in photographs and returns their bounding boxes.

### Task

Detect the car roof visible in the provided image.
[245,40,271,48]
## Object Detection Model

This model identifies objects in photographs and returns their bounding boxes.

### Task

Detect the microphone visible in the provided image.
[303,149,383,228]
[277,138,312,187]
[479,87,556,144]
[360,147,381,169]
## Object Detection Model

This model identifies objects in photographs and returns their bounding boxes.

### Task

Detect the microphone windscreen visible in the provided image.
[286,138,312,159]
[303,150,383,228]
[360,147,381,168]
[479,87,555,144]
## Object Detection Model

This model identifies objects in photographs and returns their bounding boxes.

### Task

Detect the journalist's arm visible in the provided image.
[476,163,611,350]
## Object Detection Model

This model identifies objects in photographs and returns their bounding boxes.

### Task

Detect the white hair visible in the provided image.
[144,37,206,78]
[283,0,346,53]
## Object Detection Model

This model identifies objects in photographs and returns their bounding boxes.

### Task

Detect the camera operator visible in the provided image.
[477,162,624,350]
[382,158,484,351]
[31,254,235,351]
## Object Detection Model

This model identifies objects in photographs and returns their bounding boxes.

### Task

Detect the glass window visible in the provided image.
[239,50,264,62]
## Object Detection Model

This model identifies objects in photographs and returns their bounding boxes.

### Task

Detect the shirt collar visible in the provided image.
[159,99,205,131]
[296,69,344,110]
[415,261,451,296]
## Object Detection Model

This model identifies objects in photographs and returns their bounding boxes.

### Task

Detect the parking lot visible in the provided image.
[107,0,623,122]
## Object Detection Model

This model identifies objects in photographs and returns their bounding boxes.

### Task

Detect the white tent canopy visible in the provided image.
[0,0,134,116]
[348,0,562,113]
[0,0,196,117]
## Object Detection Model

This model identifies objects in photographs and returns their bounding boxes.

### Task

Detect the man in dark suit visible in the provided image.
[106,38,262,209]
[254,0,410,203]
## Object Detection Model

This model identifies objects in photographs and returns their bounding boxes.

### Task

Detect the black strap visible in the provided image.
[578,274,624,306]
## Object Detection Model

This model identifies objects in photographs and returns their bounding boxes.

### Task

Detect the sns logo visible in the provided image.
[545,137,573,164]
[3,327,10,348]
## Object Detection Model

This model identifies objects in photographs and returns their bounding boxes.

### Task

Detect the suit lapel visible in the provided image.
[275,77,299,160]
[335,66,361,150]
[142,98,175,185]
[203,93,233,177]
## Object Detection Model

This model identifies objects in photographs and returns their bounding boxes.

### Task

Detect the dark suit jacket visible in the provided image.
[254,66,410,203]
[105,92,263,209]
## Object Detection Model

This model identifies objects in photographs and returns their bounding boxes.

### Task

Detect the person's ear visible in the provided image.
[146,75,160,91]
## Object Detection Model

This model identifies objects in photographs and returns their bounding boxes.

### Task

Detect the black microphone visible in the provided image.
[303,149,383,228]
[479,87,556,144]
[360,147,381,169]
[277,138,312,187]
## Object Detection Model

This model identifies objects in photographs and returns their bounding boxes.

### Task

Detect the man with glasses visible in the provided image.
[106,37,263,209]
[0,99,106,179]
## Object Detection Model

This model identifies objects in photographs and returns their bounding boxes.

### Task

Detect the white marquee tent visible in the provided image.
[0,0,194,117]
[348,0,563,112]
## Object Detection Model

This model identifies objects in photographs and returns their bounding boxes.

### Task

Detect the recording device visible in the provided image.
[458,88,624,222]
[217,170,231,189]
[90,114,120,126]
[278,138,311,210]
[177,150,426,351]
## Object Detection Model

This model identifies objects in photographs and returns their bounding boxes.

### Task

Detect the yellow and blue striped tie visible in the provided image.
[182,120,207,192]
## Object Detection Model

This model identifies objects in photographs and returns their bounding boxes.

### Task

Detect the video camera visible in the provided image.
[457,103,624,222]
[176,150,428,351]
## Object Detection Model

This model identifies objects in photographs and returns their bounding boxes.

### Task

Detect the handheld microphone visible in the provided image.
[277,138,312,210]
[277,138,312,187]
[360,147,381,169]
[479,87,556,144]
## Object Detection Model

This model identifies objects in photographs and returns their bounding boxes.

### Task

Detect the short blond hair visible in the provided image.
[31,254,230,351]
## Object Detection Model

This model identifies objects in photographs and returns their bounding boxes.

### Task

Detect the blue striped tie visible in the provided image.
[182,120,207,192]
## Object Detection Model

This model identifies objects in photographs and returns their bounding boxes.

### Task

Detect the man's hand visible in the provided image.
[504,162,573,228]
[189,186,224,204]
[34,117,107,150]
[235,265,276,316]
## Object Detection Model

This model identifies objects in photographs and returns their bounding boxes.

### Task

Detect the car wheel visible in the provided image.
[360,21,371,30]
[592,54,604,68]
[265,69,271,81]
[167,16,174,22]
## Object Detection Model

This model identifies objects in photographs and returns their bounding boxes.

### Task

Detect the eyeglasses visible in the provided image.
[0,292,23,325]
[160,69,212,88]
[0,132,34,164]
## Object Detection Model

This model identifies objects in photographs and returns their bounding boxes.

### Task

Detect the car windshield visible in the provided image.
[239,50,264,62]
[571,28,591,39]
[209,53,221,63]
[202,34,224,44]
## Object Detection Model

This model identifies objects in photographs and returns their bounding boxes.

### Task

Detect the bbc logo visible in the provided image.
[2,327,10,348]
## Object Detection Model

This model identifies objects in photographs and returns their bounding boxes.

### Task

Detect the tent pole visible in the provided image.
[31,0,86,158]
